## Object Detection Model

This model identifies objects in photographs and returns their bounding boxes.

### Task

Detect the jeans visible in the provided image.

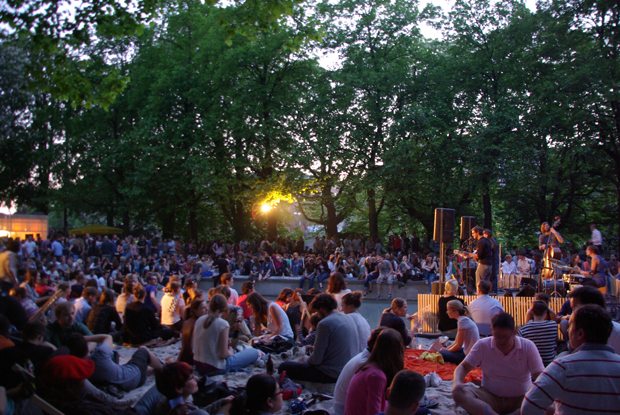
[195,347,259,375]
[423,271,437,285]
[364,271,379,289]
[299,274,316,290]
[440,348,465,364]
[278,361,337,383]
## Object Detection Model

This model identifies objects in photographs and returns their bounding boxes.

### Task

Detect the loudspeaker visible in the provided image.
[460,216,476,240]
[433,208,455,242]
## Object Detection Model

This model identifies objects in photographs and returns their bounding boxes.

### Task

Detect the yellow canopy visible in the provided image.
[69,224,123,235]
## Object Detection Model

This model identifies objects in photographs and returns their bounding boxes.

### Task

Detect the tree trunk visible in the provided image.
[232,201,250,241]
[106,210,114,227]
[325,201,339,238]
[188,204,198,242]
[481,178,492,229]
[368,188,379,241]
[161,211,175,239]
[122,211,130,233]
[267,213,277,241]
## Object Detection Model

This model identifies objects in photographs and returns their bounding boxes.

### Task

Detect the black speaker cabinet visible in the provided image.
[433,208,455,242]
[460,216,476,240]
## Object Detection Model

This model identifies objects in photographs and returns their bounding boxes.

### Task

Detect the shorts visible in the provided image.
[376,274,394,285]
[464,385,523,414]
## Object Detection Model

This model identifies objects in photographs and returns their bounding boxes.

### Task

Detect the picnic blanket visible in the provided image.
[404,349,482,384]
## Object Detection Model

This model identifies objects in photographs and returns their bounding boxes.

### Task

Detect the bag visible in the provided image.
[252,335,294,354]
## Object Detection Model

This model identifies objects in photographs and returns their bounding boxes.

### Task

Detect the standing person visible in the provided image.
[439,300,479,364]
[589,223,603,252]
[483,229,500,292]
[278,294,358,383]
[471,226,493,287]
[344,328,404,415]
[452,312,544,415]
[379,298,412,347]
[518,301,557,366]
[192,294,259,376]
[468,280,504,336]
[522,304,620,414]
[0,239,19,294]
[341,291,371,354]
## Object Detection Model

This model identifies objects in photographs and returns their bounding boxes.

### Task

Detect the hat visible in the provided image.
[43,355,95,381]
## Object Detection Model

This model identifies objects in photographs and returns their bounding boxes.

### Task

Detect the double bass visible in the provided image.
[540,216,562,281]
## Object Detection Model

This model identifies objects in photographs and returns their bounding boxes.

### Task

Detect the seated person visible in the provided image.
[123,284,176,345]
[278,294,359,383]
[229,374,283,415]
[341,291,371,354]
[439,300,479,364]
[247,292,294,343]
[468,280,503,336]
[21,321,56,374]
[192,294,259,376]
[437,279,465,336]
[66,333,161,392]
[380,369,427,415]
[87,289,123,335]
[74,286,98,324]
[452,312,544,415]
[46,302,94,348]
[379,298,412,347]
[518,301,557,366]
[333,327,385,415]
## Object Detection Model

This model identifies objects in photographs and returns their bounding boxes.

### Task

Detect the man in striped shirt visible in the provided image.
[518,301,558,366]
[521,304,620,414]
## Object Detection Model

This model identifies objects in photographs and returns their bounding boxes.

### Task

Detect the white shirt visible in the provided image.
[160,292,182,325]
[332,289,352,311]
[516,258,531,275]
[267,302,294,339]
[346,312,371,354]
[193,315,229,369]
[591,228,603,245]
[333,349,370,415]
[501,260,517,275]
[469,295,504,327]
[458,316,480,355]
[227,287,239,306]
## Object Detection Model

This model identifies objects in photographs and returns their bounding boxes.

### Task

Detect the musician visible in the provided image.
[582,245,607,288]
[471,226,492,287]
[538,221,564,258]
[589,223,603,251]
[483,229,499,292]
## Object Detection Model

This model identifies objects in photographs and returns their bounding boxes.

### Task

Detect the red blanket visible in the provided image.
[404,349,482,384]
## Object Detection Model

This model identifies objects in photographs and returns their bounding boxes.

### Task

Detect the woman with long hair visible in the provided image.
[178,298,207,364]
[160,281,184,332]
[439,300,479,364]
[192,294,259,375]
[326,272,351,310]
[344,328,404,415]
[379,298,412,346]
[341,291,370,353]
[246,292,293,341]
[87,289,123,335]
[437,279,465,335]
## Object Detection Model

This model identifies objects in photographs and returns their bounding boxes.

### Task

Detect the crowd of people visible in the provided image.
[0,229,619,415]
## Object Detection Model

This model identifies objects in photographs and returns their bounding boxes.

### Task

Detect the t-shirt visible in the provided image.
[160,292,182,326]
[476,237,492,265]
[518,320,558,365]
[193,316,229,370]
[74,297,93,324]
[457,316,480,355]
[344,364,386,415]
[333,349,370,415]
[463,336,544,397]
[308,312,359,379]
[468,295,503,332]
[90,343,142,391]
[347,312,371,354]
[267,302,294,340]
